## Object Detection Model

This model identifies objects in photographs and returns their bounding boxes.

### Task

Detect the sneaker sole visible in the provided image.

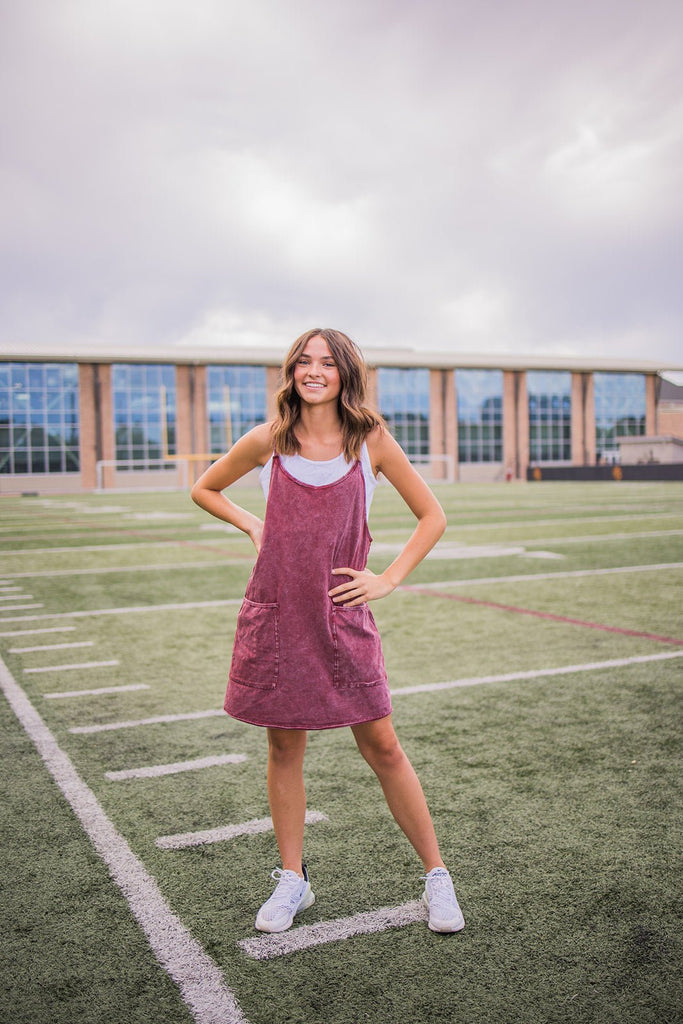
[255,887,315,933]
[422,892,465,933]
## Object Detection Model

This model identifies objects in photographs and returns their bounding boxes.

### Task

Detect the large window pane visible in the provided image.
[377,368,430,459]
[456,369,503,463]
[594,373,646,457]
[0,362,80,474]
[112,364,177,468]
[527,371,572,463]
[207,366,267,454]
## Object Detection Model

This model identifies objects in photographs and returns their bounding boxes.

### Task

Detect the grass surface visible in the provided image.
[1,480,682,1024]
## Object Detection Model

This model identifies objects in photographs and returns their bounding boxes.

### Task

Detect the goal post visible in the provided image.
[95,459,191,492]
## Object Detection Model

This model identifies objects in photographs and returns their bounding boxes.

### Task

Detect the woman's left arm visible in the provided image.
[329,427,446,606]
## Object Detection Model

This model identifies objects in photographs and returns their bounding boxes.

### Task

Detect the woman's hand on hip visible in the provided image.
[329,568,395,606]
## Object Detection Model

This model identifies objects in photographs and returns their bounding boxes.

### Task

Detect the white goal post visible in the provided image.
[95,459,190,492]
[407,453,456,483]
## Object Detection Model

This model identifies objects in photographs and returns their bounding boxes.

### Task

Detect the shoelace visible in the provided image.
[421,870,455,910]
[268,869,305,911]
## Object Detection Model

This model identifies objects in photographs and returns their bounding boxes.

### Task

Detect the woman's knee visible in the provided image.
[267,728,307,764]
[356,727,405,773]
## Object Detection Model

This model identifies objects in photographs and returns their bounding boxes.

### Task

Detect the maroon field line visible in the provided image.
[399,586,683,646]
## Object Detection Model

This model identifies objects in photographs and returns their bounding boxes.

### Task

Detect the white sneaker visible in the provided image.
[255,865,315,933]
[421,867,465,933]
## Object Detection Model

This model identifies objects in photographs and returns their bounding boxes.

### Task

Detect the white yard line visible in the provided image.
[44,683,149,699]
[451,513,680,532]
[2,540,249,556]
[10,641,95,653]
[239,901,428,960]
[0,655,249,1024]
[0,603,44,612]
[523,529,683,546]
[156,811,329,851]
[0,593,32,600]
[390,650,683,696]
[0,599,242,625]
[70,709,225,734]
[0,626,77,638]
[406,561,683,590]
[0,561,250,580]
[24,660,119,675]
[105,754,248,781]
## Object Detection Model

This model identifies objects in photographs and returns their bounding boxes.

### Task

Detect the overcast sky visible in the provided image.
[2,0,682,364]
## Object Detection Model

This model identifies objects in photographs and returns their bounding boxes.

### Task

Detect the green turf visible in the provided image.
[0,481,681,1024]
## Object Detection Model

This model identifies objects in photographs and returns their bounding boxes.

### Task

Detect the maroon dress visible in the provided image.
[225,454,392,729]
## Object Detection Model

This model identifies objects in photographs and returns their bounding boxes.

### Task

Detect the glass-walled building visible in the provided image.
[456,369,503,463]
[0,348,678,492]
[377,367,430,459]
[112,364,176,468]
[527,371,572,463]
[0,362,79,475]
[594,373,646,458]
[207,366,267,454]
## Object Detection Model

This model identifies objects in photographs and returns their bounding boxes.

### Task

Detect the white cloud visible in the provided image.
[1,0,682,364]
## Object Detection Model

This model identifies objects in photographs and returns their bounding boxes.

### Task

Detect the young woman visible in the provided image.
[191,328,464,935]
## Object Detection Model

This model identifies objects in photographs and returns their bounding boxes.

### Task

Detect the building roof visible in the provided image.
[3,340,683,375]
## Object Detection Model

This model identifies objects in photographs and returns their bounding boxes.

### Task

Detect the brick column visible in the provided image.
[584,374,596,464]
[78,364,97,490]
[266,366,280,420]
[429,369,446,479]
[443,369,457,482]
[502,370,521,479]
[571,372,585,465]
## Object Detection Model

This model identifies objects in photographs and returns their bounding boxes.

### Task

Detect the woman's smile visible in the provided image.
[294,335,341,404]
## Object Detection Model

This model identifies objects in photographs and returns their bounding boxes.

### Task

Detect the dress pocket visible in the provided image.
[230,598,280,690]
[332,605,386,688]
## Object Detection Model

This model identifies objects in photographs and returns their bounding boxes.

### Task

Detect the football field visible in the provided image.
[1,480,681,1024]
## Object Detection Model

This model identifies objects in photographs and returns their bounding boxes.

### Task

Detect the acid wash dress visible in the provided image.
[224,452,392,730]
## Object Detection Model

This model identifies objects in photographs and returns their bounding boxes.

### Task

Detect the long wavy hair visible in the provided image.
[272,328,384,461]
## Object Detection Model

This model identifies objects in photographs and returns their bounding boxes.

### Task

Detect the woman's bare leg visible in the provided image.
[266,727,308,875]
[351,715,444,872]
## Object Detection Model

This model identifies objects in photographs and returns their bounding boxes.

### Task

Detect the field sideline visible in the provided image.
[0,480,681,1024]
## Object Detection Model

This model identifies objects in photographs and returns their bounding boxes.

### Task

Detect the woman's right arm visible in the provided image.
[190,421,273,552]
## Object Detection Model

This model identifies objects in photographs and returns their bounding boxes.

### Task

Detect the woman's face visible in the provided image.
[292,335,341,408]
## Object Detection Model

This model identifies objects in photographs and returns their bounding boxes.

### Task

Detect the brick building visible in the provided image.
[2,342,682,493]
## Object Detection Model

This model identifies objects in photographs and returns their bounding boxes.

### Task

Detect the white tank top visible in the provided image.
[259,440,378,518]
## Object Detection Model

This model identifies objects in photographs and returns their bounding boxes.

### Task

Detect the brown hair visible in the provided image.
[272,328,384,461]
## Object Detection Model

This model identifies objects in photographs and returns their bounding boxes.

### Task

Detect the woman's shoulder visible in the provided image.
[236,421,275,463]
[365,421,399,472]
